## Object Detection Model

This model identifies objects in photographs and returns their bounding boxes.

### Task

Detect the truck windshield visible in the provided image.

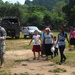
[2,18,18,25]
[28,27,38,30]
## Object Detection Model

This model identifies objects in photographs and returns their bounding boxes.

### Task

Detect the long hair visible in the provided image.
[59,27,64,35]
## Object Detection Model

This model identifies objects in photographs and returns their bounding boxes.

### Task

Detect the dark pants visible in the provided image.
[0,51,4,66]
[0,46,5,66]
[54,48,58,57]
[59,46,66,63]
[41,43,45,55]
[45,44,53,56]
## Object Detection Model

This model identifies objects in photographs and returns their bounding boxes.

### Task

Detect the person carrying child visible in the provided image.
[29,30,42,60]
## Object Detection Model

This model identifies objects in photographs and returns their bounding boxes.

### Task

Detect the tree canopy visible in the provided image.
[0,0,72,30]
[25,0,69,11]
[63,0,75,27]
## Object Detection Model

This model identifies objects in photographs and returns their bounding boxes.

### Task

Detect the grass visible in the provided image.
[5,31,69,51]
[0,70,12,75]
[48,68,67,73]
[5,31,75,66]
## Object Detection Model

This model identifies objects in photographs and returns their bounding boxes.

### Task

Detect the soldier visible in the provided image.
[0,26,6,68]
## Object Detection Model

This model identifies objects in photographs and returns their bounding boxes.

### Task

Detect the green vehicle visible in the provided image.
[1,17,20,39]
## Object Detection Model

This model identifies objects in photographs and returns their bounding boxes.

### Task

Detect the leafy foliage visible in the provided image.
[63,0,75,27]
[25,0,69,11]
[0,0,70,29]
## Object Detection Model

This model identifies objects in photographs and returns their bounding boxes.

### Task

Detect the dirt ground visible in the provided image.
[2,49,75,75]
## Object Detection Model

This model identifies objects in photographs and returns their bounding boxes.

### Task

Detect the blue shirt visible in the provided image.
[58,32,67,46]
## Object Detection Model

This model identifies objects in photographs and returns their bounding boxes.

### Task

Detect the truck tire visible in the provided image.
[15,36,19,39]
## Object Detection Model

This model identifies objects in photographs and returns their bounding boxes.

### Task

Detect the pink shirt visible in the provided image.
[70,31,75,38]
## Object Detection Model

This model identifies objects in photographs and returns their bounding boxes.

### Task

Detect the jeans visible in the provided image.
[59,45,66,62]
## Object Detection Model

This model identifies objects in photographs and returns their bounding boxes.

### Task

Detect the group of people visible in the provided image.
[29,27,69,65]
[0,25,75,68]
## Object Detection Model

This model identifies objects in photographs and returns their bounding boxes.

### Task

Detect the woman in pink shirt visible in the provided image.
[69,27,75,50]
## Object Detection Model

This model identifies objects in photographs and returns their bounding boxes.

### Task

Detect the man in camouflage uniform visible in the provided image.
[0,26,6,68]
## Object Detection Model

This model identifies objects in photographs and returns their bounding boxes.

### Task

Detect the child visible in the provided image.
[29,30,42,60]
[53,36,58,57]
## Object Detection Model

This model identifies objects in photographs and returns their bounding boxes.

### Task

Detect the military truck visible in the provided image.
[1,17,20,39]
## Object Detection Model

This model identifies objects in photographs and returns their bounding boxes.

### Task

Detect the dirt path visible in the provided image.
[3,50,75,75]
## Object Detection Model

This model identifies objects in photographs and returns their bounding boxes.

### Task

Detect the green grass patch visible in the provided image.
[14,72,31,75]
[52,52,75,66]
[0,70,12,75]
[48,68,67,73]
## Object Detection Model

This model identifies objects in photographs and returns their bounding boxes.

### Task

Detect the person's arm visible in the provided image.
[0,27,7,40]
[66,37,69,43]
[65,33,69,43]
[56,34,59,45]
[29,38,33,45]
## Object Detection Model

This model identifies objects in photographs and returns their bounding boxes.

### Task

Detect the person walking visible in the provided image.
[57,27,69,65]
[44,27,54,60]
[29,30,42,60]
[0,26,7,68]
[69,27,75,50]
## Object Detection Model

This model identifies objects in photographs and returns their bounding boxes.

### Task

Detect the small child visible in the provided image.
[53,36,58,57]
[29,30,42,60]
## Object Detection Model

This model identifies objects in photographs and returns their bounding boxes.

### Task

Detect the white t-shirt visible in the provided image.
[33,35,41,45]
[44,33,53,44]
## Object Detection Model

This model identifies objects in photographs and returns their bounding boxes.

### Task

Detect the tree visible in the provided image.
[27,11,44,26]
[25,0,69,11]
[63,0,75,27]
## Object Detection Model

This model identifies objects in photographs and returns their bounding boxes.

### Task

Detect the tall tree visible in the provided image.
[63,0,75,27]
[25,0,69,11]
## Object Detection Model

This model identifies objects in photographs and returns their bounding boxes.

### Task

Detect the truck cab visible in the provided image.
[1,17,20,39]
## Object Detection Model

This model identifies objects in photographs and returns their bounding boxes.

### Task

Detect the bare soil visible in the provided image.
[2,49,75,75]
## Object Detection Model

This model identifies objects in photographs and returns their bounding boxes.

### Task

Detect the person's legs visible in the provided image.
[37,52,40,60]
[54,48,58,57]
[33,51,36,60]
[56,48,58,56]
[1,54,4,67]
[44,44,49,60]
[54,48,57,57]
[59,46,66,64]
[50,44,53,59]
[0,52,4,67]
